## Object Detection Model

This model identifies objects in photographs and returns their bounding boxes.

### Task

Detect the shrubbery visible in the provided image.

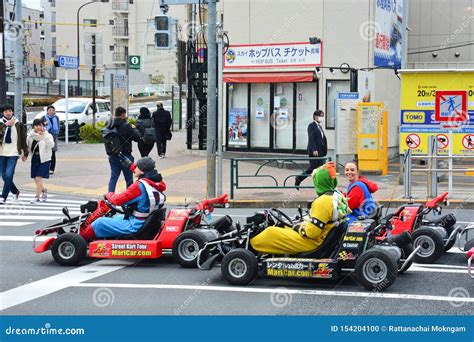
[79,120,136,143]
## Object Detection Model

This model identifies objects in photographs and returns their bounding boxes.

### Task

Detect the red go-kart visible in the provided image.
[376,192,459,264]
[33,194,229,267]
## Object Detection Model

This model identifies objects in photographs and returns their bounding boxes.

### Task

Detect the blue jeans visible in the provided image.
[0,156,19,200]
[108,154,134,193]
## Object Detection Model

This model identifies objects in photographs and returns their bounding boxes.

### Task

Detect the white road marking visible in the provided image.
[7,202,80,208]
[407,265,468,274]
[0,222,34,227]
[0,236,49,241]
[0,215,67,221]
[0,209,81,215]
[73,283,474,304]
[0,260,129,311]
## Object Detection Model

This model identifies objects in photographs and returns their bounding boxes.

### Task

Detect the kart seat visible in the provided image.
[114,208,167,240]
[296,223,346,259]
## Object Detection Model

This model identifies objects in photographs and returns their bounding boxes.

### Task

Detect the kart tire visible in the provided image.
[464,238,474,252]
[51,233,87,266]
[397,243,414,274]
[354,249,398,291]
[221,248,258,286]
[412,228,444,264]
[172,230,208,268]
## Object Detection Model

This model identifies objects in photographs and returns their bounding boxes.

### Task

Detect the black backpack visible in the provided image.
[140,119,155,145]
[101,125,122,156]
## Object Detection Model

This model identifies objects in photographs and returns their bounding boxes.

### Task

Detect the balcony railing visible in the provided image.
[112,1,129,11]
[113,25,129,37]
[112,52,126,62]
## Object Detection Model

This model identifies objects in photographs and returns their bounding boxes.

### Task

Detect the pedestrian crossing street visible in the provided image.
[0,192,87,227]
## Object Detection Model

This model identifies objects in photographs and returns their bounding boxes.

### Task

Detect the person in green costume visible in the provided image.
[250,162,350,255]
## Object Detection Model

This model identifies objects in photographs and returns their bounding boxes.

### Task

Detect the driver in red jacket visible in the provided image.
[79,157,166,241]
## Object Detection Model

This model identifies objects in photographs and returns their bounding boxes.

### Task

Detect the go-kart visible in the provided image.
[196,208,418,291]
[378,192,460,264]
[33,194,229,266]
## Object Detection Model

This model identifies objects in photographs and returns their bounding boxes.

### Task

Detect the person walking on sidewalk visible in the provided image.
[0,105,29,204]
[136,107,155,157]
[27,119,55,203]
[42,105,60,175]
[106,106,142,193]
[152,102,172,159]
[295,109,327,189]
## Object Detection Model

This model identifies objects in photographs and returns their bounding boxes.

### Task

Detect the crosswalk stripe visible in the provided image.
[2,203,80,209]
[0,222,34,227]
[0,215,65,221]
[0,209,81,215]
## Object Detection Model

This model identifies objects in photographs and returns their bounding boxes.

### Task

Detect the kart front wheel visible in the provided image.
[172,230,208,268]
[221,248,258,286]
[51,233,87,266]
[354,249,398,291]
[412,228,444,264]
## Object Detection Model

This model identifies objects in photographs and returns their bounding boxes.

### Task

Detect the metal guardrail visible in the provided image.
[230,157,327,199]
[403,135,474,198]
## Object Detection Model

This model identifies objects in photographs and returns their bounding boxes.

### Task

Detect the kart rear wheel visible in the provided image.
[221,248,258,286]
[412,228,444,264]
[172,230,208,268]
[51,233,87,266]
[354,249,398,291]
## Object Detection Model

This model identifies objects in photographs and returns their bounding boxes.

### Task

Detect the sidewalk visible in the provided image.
[10,130,474,208]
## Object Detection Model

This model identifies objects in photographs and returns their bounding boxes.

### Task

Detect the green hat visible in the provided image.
[312,162,338,196]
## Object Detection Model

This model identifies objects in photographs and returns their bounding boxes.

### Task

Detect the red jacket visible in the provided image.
[105,177,166,206]
[346,177,378,211]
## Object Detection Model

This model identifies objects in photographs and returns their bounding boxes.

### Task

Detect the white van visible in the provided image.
[33,97,111,126]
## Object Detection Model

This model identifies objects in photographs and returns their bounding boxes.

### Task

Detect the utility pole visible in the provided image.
[0,0,7,105]
[91,34,96,127]
[206,0,217,198]
[14,0,23,121]
[216,25,224,196]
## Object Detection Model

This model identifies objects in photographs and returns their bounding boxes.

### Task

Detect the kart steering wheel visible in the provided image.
[268,208,293,227]
[104,198,125,214]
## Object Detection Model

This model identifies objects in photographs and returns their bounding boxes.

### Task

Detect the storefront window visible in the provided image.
[228,83,248,147]
[296,82,318,150]
[250,83,270,148]
[325,79,350,129]
[273,83,294,150]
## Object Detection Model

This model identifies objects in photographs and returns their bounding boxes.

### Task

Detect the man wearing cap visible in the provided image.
[295,109,327,189]
[152,102,172,159]
[79,157,166,240]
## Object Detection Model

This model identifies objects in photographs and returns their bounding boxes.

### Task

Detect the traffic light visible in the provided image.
[154,15,173,50]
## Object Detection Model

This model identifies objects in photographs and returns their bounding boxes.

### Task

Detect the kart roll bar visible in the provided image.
[194,194,228,211]
[425,191,448,209]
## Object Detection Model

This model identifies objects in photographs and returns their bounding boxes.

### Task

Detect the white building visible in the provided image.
[43,0,187,91]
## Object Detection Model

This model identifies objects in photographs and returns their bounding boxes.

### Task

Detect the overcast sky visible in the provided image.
[22,0,43,10]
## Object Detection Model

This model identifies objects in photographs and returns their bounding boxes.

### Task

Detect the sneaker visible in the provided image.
[49,170,54,175]
[41,189,48,202]
[14,191,20,201]
[0,198,5,205]
[159,155,164,159]
[30,197,40,204]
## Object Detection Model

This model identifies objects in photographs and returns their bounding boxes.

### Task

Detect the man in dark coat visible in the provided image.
[152,102,172,159]
[106,106,142,192]
[295,109,327,189]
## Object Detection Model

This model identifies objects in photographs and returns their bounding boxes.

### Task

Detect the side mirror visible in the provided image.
[62,207,71,220]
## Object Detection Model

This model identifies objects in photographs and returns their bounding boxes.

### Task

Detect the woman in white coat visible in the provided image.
[27,119,55,203]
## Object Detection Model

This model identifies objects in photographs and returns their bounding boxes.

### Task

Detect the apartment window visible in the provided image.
[35,22,38,29]
[51,12,56,32]
[84,19,98,28]
[129,0,134,3]
[109,45,115,51]
[49,0,56,7]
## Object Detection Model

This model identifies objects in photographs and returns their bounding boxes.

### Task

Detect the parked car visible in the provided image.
[32,98,111,127]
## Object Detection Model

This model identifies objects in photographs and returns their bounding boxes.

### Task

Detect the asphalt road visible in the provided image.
[1,193,473,315]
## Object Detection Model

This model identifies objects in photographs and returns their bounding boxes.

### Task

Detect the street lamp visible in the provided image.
[76,0,107,96]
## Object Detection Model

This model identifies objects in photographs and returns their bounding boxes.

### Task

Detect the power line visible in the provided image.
[407,41,474,55]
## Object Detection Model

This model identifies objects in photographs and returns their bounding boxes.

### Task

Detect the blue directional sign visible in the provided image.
[55,55,79,69]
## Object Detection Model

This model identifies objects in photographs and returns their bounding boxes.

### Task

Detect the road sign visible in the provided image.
[55,55,79,69]
[129,55,141,70]
[436,134,449,149]
[406,133,420,149]
[435,90,468,123]
[462,134,474,149]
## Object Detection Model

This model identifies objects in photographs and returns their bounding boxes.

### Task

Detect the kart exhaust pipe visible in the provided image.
[399,245,421,273]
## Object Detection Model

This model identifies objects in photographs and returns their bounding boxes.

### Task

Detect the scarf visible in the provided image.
[2,117,17,144]
[45,115,59,136]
